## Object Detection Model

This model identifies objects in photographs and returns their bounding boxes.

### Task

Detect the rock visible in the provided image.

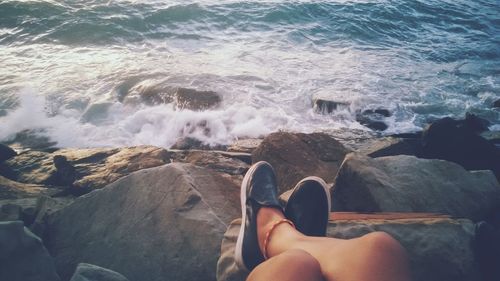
[46,163,240,281]
[493,99,500,108]
[69,263,129,281]
[2,146,171,194]
[474,221,500,281]
[0,198,38,224]
[171,150,250,176]
[217,217,479,281]
[252,132,350,194]
[3,129,58,151]
[173,88,221,111]
[463,112,490,133]
[170,137,227,151]
[313,98,349,114]
[0,175,55,199]
[327,217,479,281]
[0,144,16,163]
[331,153,500,221]
[357,137,419,158]
[134,86,221,111]
[356,110,389,131]
[227,139,263,154]
[419,117,500,179]
[80,102,113,125]
[0,196,73,236]
[362,108,392,117]
[0,221,61,281]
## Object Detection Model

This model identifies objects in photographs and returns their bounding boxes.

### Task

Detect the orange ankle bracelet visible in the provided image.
[262,218,295,260]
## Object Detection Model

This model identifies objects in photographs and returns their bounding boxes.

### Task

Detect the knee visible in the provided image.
[363,232,409,260]
[281,249,321,268]
[277,249,323,280]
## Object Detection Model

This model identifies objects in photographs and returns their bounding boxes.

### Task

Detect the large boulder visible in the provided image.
[46,163,240,281]
[252,132,350,194]
[2,146,171,194]
[357,137,419,158]
[69,263,129,281]
[0,143,16,162]
[418,116,500,179]
[217,217,479,281]
[0,221,61,281]
[331,153,500,221]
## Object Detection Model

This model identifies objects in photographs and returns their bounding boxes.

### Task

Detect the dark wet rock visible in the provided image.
[357,137,419,158]
[134,86,222,111]
[174,87,221,111]
[418,116,500,179]
[69,263,129,281]
[332,153,500,221]
[463,112,490,133]
[362,108,392,118]
[313,98,349,114]
[0,221,61,281]
[218,217,479,281]
[356,110,389,131]
[252,132,350,194]
[46,163,240,281]
[493,99,500,108]
[0,144,16,163]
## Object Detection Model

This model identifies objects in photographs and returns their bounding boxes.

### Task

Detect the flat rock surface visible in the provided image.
[217,216,480,281]
[332,153,500,221]
[46,163,240,281]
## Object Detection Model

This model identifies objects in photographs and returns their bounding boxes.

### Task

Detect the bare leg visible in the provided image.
[256,207,412,281]
[247,249,324,281]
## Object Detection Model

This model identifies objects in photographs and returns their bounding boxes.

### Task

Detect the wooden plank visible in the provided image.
[330,212,451,221]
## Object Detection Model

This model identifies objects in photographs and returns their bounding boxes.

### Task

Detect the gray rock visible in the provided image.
[217,217,480,281]
[0,175,55,199]
[332,153,500,221]
[3,146,171,194]
[494,99,500,108]
[46,163,240,281]
[171,150,250,176]
[252,132,350,194]
[0,221,61,281]
[131,86,221,111]
[70,263,129,281]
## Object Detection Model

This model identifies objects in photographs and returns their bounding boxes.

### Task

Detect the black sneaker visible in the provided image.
[284,176,331,237]
[234,161,282,272]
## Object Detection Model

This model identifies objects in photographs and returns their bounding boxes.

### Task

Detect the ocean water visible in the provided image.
[0,0,499,148]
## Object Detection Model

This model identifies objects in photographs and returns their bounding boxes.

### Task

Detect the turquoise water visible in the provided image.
[0,0,499,147]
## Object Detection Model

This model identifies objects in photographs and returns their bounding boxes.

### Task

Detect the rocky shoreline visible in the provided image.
[1,113,499,281]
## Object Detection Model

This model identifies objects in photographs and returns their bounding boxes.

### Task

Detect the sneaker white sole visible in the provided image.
[294,176,332,219]
[234,161,268,272]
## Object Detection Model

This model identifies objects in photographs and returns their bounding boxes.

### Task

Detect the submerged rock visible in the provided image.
[0,221,61,281]
[46,163,240,281]
[356,109,391,131]
[493,99,500,108]
[313,98,349,114]
[217,217,479,281]
[332,153,500,221]
[69,263,129,281]
[252,132,350,194]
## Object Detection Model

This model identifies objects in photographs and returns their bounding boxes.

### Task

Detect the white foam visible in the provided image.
[0,91,293,148]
